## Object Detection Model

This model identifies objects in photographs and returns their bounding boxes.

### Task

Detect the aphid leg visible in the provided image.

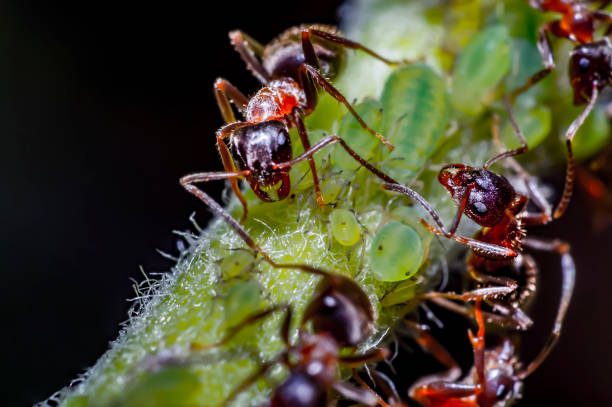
[483,99,528,170]
[298,61,395,150]
[214,78,249,123]
[518,237,575,379]
[216,122,251,222]
[228,30,270,85]
[190,304,292,351]
[419,219,518,259]
[509,23,555,102]
[304,27,408,66]
[294,112,325,208]
[553,86,599,219]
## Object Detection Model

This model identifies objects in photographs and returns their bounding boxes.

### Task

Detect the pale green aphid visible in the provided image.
[381,64,449,180]
[116,367,201,407]
[333,99,383,171]
[501,106,551,150]
[219,250,255,278]
[572,106,611,160]
[452,25,512,115]
[224,280,263,327]
[370,221,424,282]
[329,209,361,246]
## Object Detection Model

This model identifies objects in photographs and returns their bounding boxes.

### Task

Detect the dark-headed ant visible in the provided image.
[510,0,612,218]
[193,266,389,407]
[382,101,575,336]
[181,25,404,225]
[409,298,567,407]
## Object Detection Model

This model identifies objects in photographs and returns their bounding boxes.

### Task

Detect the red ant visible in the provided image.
[408,298,569,407]
[382,100,575,335]
[192,266,390,407]
[510,0,612,218]
[181,25,404,225]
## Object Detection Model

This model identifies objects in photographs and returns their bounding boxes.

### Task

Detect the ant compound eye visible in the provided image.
[471,201,488,215]
[579,57,590,71]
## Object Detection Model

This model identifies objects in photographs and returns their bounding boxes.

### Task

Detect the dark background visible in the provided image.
[2,1,611,406]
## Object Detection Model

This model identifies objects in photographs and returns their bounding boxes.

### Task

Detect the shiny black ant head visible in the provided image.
[230,120,292,202]
[263,25,343,82]
[302,274,374,347]
[569,39,612,105]
[478,340,523,407]
[438,164,516,227]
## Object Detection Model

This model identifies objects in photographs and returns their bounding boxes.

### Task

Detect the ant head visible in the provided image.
[231,121,293,201]
[569,39,612,105]
[438,164,516,227]
[303,274,374,347]
[478,340,523,407]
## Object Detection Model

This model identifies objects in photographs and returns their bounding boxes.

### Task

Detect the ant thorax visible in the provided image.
[295,332,340,388]
[569,39,612,104]
[246,79,307,123]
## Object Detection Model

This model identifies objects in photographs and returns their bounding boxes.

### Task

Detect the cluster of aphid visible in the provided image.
[174,1,612,406]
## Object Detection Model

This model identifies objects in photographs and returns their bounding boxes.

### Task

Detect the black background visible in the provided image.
[2,1,611,406]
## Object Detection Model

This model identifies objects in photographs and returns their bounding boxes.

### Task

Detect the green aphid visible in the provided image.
[118,367,201,407]
[452,25,512,115]
[333,99,383,171]
[224,280,263,327]
[329,209,361,246]
[572,106,611,160]
[219,250,255,279]
[381,64,449,180]
[370,221,425,282]
[501,106,551,151]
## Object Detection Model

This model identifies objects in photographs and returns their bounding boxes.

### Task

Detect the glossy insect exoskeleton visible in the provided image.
[383,102,575,341]
[196,267,389,407]
[181,25,403,226]
[510,1,612,218]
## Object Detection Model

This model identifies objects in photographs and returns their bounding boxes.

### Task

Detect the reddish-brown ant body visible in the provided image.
[181,25,403,225]
[383,103,575,337]
[409,299,564,407]
[195,267,389,407]
[510,0,612,218]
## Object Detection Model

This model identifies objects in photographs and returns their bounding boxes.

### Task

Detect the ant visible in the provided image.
[509,0,612,218]
[382,100,575,334]
[192,266,390,407]
[182,25,405,224]
[408,298,569,407]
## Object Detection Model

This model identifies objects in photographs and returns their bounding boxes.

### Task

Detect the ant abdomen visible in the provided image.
[439,165,517,227]
[569,39,612,104]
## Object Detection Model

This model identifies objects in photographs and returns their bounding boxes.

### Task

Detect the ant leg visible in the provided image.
[468,299,486,389]
[518,237,575,379]
[419,218,518,259]
[191,304,292,351]
[294,112,325,208]
[351,371,391,407]
[420,285,516,302]
[228,30,270,85]
[333,381,380,407]
[467,265,519,291]
[483,99,528,170]
[215,122,250,222]
[508,23,555,102]
[411,382,478,404]
[553,86,599,219]
[214,78,249,123]
[299,62,395,150]
[371,371,404,407]
[304,27,407,66]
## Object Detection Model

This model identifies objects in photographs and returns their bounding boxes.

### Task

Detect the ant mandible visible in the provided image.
[409,298,570,407]
[382,100,575,333]
[182,25,404,224]
[193,266,389,407]
[510,0,612,218]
